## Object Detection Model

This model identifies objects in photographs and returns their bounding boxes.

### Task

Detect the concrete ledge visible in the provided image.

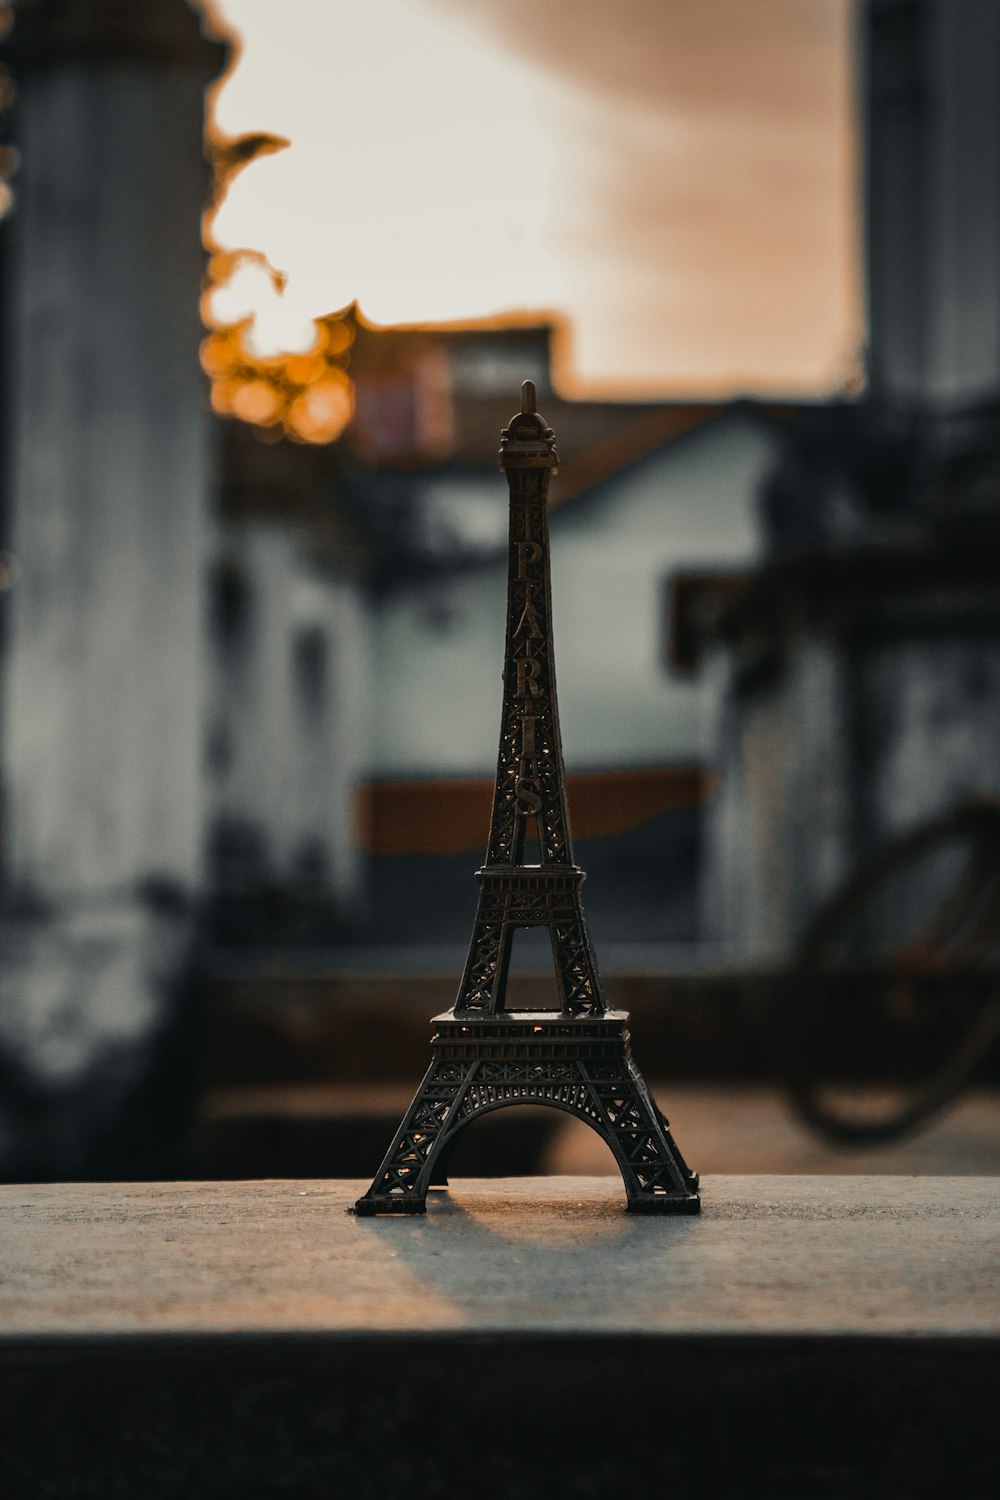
[3,1175,996,1339]
[1,1177,997,1497]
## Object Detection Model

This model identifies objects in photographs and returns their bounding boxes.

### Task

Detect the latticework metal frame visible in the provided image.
[355,384,700,1215]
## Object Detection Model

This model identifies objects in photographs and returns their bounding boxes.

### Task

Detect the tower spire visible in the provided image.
[454,384,598,1013]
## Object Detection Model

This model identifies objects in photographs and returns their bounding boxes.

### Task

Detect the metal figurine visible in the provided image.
[355,382,700,1215]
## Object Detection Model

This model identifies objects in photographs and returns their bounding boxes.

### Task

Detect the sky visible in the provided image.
[204,0,861,399]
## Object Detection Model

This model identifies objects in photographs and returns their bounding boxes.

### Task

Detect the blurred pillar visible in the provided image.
[0,1,224,1178]
[701,634,853,965]
[865,0,1000,406]
[2,0,221,896]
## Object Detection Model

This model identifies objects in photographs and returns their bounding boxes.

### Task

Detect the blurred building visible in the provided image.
[211,329,781,947]
[690,0,1000,961]
[0,0,783,1178]
[5,0,1000,1181]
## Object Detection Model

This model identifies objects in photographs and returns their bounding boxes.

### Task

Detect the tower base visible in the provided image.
[354,1010,700,1216]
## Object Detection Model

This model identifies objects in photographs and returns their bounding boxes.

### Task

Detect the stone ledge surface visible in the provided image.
[1,1174,997,1342]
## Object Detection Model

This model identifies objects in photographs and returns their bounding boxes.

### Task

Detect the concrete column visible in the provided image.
[701,637,852,963]
[3,1,220,898]
[0,1,223,1178]
[865,0,1000,405]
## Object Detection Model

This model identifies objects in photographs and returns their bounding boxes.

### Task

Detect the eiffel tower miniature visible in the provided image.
[355,382,700,1215]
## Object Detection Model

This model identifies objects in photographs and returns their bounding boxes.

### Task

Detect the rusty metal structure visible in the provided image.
[355,383,700,1214]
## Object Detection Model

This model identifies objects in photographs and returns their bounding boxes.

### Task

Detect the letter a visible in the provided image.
[515,600,544,639]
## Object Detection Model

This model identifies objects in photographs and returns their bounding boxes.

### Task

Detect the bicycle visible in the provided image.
[784,796,1000,1145]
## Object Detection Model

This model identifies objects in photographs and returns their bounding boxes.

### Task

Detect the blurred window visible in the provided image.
[292,624,328,722]
[211,558,253,651]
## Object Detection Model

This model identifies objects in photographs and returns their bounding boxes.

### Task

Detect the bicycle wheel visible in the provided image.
[784,797,1000,1145]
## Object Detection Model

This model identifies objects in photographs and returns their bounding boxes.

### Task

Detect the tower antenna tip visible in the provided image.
[521,379,536,415]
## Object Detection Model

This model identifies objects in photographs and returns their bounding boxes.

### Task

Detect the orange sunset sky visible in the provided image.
[204,0,861,399]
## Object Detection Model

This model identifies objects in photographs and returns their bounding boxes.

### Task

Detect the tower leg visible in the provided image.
[354,1059,474,1215]
[456,886,608,1017]
[355,1019,700,1216]
[455,900,507,1012]
[584,1060,700,1211]
[550,903,604,1015]
[429,1135,458,1188]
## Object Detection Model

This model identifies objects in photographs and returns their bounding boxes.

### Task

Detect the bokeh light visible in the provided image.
[200,309,356,443]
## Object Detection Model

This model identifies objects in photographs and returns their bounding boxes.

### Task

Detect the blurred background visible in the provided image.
[0,0,998,1184]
